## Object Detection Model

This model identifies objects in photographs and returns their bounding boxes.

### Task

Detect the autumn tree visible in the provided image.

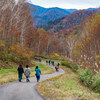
[0,0,35,47]
[73,13,100,72]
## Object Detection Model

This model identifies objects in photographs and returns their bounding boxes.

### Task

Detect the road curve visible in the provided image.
[0,62,65,100]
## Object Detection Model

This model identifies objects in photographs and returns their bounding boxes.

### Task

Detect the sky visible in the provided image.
[30,0,100,9]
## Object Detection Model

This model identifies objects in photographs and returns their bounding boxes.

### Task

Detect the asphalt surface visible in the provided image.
[0,62,65,100]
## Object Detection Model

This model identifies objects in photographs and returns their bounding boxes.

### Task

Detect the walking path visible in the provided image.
[0,62,65,100]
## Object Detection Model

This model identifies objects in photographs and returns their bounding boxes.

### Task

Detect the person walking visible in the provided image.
[51,61,53,65]
[52,61,54,66]
[49,60,50,65]
[46,60,48,64]
[57,62,60,67]
[39,58,41,62]
[24,65,31,82]
[17,65,24,82]
[35,66,41,82]
[55,65,59,72]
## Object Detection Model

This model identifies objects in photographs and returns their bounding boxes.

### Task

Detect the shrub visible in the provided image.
[0,43,34,65]
[78,69,100,92]
[78,69,94,87]
[91,73,100,92]
[49,53,61,59]
[10,53,30,64]
[9,46,33,64]
[0,50,10,61]
[61,60,79,72]
[34,55,48,59]
[0,40,5,50]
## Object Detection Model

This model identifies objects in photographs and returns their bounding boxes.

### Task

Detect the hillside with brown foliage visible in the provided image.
[40,9,98,32]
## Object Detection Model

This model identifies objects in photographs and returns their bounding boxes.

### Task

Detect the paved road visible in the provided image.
[0,62,65,100]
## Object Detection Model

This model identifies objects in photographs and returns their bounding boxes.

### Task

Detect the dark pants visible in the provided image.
[26,76,30,82]
[18,74,22,81]
[36,76,40,82]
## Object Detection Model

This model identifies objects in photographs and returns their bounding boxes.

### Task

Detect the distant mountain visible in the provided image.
[87,8,96,10]
[65,9,77,13]
[39,9,98,32]
[28,3,77,25]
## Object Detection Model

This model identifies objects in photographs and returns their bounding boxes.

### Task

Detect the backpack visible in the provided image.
[24,69,30,77]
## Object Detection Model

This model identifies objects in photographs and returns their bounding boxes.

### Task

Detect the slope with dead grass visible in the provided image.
[36,66,100,100]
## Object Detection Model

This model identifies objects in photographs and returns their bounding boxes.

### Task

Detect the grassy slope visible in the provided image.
[0,61,54,85]
[0,60,18,69]
[36,66,100,100]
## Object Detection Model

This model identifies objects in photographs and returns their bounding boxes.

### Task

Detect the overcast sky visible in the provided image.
[30,0,100,9]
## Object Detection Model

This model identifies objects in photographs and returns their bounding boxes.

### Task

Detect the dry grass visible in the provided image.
[0,72,17,85]
[36,66,100,100]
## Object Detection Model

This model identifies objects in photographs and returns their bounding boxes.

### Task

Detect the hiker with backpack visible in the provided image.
[35,66,41,82]
[55,65,59,72]
[24,65,31,82]
[55,62,60,72]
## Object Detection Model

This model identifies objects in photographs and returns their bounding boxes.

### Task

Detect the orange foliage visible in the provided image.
[9,45,15,51]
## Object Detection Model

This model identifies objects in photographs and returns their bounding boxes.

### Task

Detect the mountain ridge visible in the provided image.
[29,3,77,25]
[39,9,98,32]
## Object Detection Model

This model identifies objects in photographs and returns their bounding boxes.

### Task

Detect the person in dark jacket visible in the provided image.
[55,65,59,72]
[49,60,50,65]
[17,65,24,82]
[52,61,54,66]
[46,60,48,64]
[35,66,41,82]
[57,62,60,67]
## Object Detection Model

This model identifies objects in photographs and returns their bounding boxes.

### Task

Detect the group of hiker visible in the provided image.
[46,60,60,71]
[46,60,54,66]
[35,57,41,62]
[17,59,60,82]
[17,65,41,82]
